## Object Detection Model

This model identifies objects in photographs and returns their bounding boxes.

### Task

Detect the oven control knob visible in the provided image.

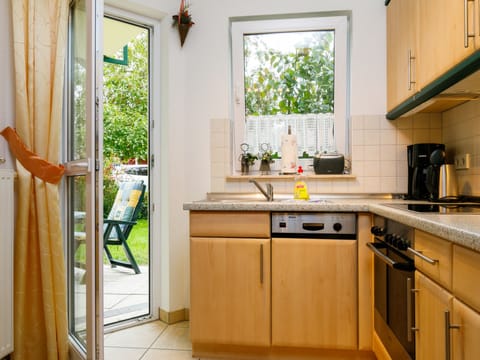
[333,223,343,232]
[371,226,385,236]
[391,234,399,246]
[385,233,393,244]
[397,238,408,250]
[398,238,411,250]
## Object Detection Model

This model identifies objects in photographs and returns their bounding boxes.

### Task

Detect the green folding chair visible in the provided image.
[103,180,146,274]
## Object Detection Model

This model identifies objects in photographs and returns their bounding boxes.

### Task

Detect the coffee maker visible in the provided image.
[407,143,445,200]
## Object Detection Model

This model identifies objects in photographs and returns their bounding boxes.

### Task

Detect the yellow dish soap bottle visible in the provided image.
[293,166,310,200]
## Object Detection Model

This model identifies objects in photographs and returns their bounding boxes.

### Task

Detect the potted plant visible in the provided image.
[172,0,194,47]
[240,152,258,175]
[259,143,275,175]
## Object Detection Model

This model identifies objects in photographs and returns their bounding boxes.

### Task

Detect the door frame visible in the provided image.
[66,0,104,358]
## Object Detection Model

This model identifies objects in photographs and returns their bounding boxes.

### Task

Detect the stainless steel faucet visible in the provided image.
[249,179,274,201]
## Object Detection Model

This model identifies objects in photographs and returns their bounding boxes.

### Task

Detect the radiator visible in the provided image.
[0,170,14,357]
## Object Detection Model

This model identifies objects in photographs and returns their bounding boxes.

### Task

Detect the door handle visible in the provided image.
[64,158,92,176]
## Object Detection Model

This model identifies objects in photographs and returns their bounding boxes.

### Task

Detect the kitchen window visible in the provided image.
[231,15,349,172]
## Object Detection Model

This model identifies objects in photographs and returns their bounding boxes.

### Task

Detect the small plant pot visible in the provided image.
[178,23,192,47]
[259,160,271,175]
[241,160,250,175]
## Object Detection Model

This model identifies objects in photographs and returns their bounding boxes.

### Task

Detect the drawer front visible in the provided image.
[453,245,480,313]
[414,230,452,290]
[190,211,270,238]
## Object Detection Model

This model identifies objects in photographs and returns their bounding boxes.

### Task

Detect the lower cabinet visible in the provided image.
[452,298,480,359]
[272,237,358,349]
[190,236,271,346]
[414,243,480,360]
[415,271,453,360]
[189,211,366,359]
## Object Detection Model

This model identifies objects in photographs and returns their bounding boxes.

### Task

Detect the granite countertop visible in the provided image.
[183,194,480,252]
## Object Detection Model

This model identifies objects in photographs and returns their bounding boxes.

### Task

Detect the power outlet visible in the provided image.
[454,153,471,170]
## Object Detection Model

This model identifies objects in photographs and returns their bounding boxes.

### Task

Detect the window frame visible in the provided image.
[230,14,349,173]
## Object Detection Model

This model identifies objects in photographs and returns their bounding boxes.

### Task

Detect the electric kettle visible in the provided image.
[437,164,459,201]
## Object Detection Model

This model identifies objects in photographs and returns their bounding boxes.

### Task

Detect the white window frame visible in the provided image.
[231,15,349,173]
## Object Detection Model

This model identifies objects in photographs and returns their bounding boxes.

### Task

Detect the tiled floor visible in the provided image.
[104,320,198,360]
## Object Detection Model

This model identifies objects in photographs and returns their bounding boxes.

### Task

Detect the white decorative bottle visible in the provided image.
[281,125,297,174]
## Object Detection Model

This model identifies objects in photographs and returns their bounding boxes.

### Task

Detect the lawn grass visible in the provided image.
[106,219,149,265]
[75,219,149,266]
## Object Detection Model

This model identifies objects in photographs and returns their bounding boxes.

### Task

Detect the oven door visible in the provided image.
[369,240,415,360]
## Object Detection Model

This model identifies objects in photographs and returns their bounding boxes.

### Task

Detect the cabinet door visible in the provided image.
[271,238,357,349]
[452,298,480,360]
[415,271,454,360]
[387,0,418,111]
[190,237,270,346]
[453,245,480,313]
[418,0,477,88]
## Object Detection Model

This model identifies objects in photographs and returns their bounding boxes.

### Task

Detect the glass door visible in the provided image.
[65,0,104,358]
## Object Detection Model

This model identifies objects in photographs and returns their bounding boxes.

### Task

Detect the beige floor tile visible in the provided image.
[141,349,198,360]
[104,320,167,348]
[151,325,192,350]
[104,346,147,360]
[170,321,190,328]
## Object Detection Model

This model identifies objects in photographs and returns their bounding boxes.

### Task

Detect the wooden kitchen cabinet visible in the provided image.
[453,244,480,313]
[414,229,452,291]
[452,298,480,359]
[190,211,271,347]
[271,237,357,349]
[190,236,270,346]
[415,271,454,360]
[386,0,419,111]
[417,0,479,89]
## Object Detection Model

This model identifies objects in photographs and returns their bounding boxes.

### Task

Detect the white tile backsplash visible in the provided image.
[210,113,443,195]
[442,99,480,196]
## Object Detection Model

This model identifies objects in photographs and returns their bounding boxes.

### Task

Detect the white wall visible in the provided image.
[0,0,14,170]
[180,0,388,203]
[0,0,393,314]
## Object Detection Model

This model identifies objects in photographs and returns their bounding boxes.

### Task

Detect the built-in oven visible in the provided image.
[367,215,416,360]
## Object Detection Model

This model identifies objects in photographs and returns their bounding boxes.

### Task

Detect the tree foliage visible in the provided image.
[244,31,334,116]
[103,31,149,162]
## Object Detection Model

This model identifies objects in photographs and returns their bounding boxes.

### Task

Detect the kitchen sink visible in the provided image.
[197,192,333,203]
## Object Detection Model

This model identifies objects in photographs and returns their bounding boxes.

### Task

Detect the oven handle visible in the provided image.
[366,242,414,271]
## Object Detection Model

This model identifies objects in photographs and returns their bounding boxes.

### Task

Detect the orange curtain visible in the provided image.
[10,0,69,359]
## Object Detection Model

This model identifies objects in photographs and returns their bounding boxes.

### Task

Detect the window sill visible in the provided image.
[226,174,356,181]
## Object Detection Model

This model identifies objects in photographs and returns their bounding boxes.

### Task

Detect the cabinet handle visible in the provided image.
[445,310,460,360]
[407,247,439,265]
[407,278,418,342]
[407,278,419,342]
[260,243,264,284]
[407,49,416,91]
[465,0,475,48]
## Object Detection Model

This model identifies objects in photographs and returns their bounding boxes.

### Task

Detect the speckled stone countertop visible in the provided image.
[183,194,480,252]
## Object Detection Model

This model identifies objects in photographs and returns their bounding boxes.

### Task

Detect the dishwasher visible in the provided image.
[271,212,358,350]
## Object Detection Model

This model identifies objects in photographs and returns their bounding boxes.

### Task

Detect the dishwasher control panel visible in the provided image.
[271,212,356,237]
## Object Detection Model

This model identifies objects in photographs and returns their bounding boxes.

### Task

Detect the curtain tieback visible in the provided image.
[0,126,64,184]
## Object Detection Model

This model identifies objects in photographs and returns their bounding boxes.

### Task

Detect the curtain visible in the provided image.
[11,0,69,359]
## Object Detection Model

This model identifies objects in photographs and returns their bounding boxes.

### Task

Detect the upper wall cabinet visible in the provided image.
[417,0,479,86]
[387,0,418,112]
[386,0,480,119]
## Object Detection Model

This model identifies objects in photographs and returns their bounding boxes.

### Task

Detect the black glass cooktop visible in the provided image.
[387,203,480,214]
